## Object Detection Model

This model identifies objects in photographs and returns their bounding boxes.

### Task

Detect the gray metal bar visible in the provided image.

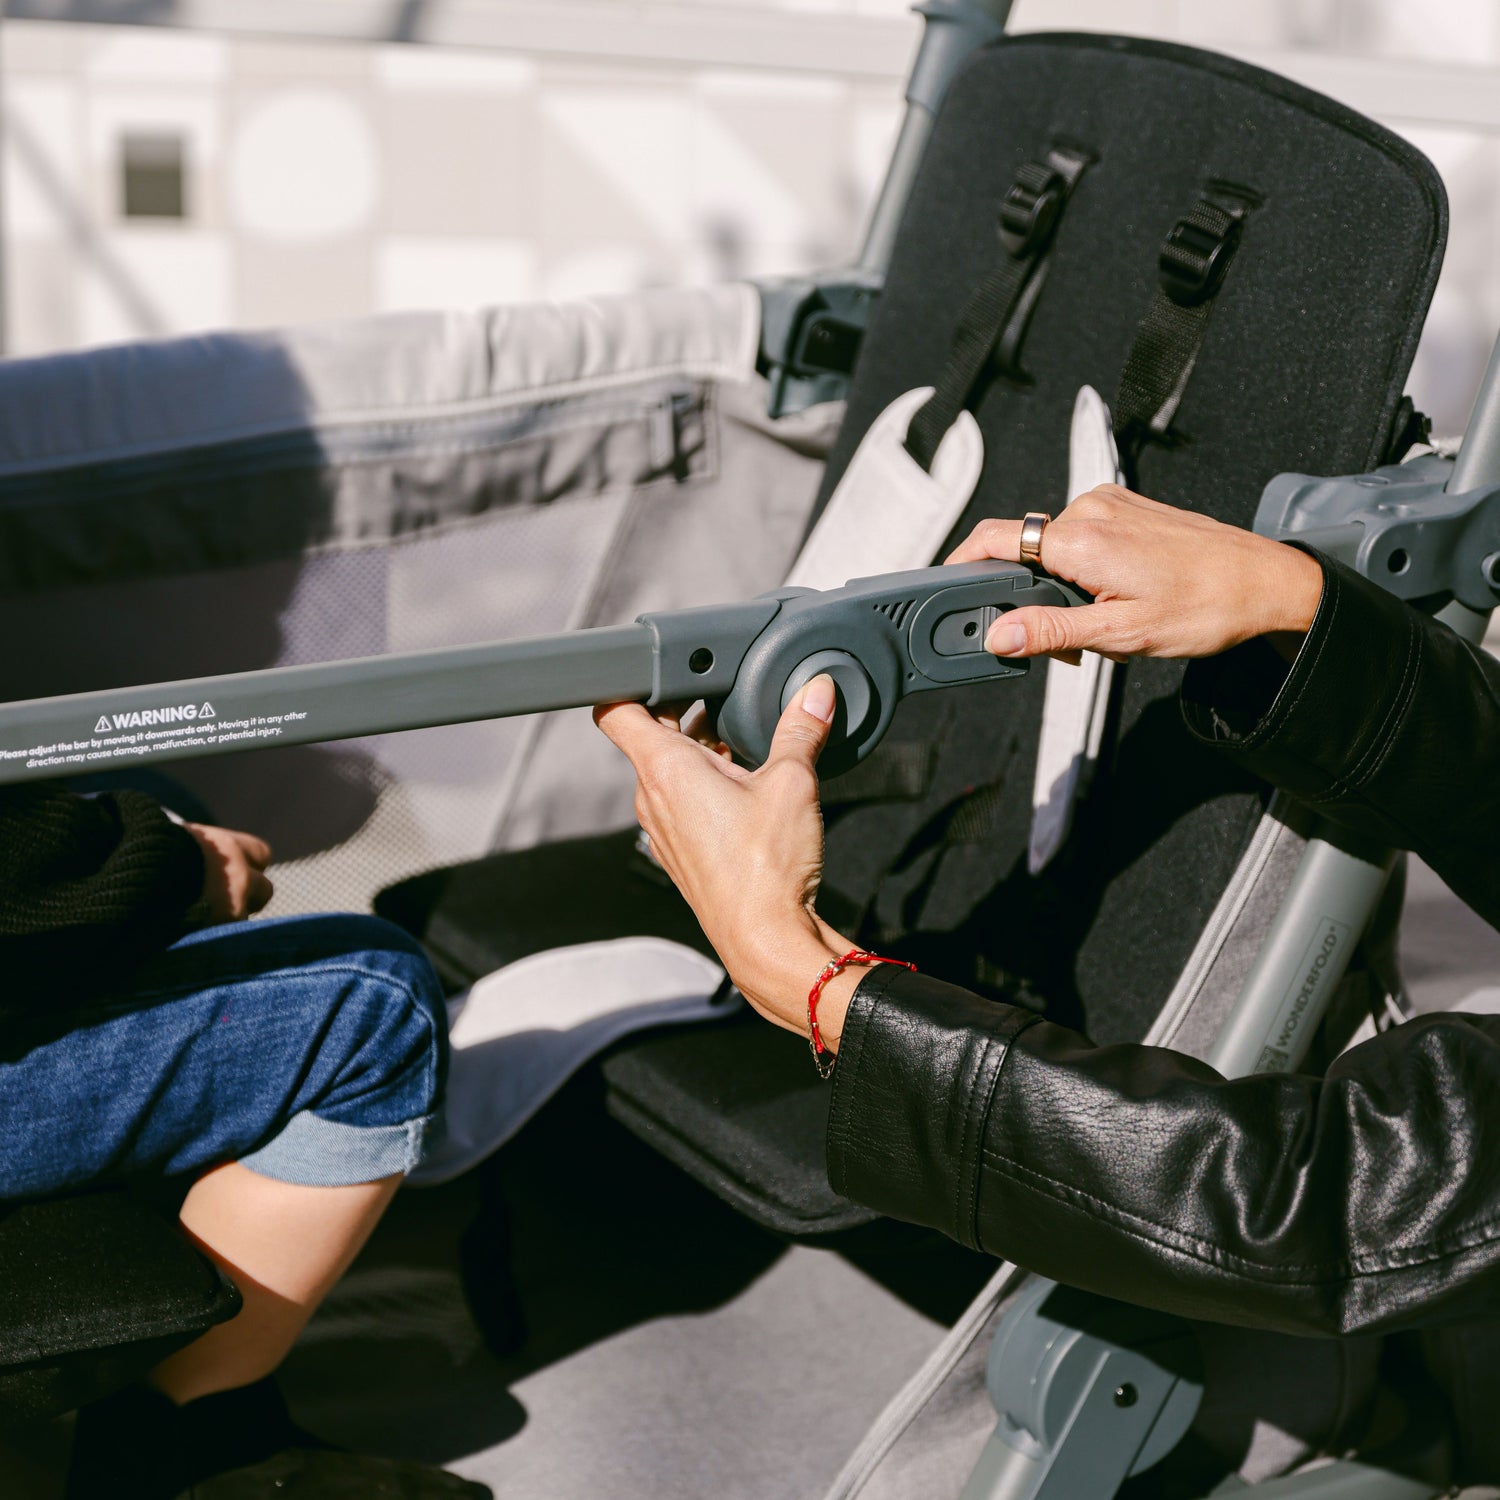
[0,625,654,784]
[857,107,937,276]
[1206,329,1500,1080]
[0,562,1065,784]
[1204,832,1396,1078]
[1437,328,1500,642]
[856,0,1013,274]
[1447,326,1500,499]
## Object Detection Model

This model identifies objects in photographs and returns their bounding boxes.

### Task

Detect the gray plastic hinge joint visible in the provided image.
[1256,452,1500,612]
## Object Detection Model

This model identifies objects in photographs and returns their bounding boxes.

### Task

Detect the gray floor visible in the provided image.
[7,858,1500,1499]
[275,1074,972,1500]
[297,1221,951,1500]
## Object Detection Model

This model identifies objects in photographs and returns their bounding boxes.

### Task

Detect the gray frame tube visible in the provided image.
[1204,833,1396,1077]
[1205,326,1500,1080]
[1448,326,1500,500]
[856,0,1013,274]
[0,626,653,785]
[1438,328,1500,642]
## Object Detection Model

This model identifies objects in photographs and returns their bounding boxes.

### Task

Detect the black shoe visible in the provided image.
[185,1447,490,1498]
[67,1379,489,1500]
[67,1383,193,1499]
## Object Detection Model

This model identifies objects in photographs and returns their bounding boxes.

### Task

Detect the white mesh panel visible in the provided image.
[266,493,629,916]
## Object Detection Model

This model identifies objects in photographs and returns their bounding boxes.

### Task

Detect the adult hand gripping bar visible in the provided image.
[0,561,1085,787]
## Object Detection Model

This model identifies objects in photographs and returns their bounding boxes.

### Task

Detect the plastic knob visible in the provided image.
[780,650,876,748]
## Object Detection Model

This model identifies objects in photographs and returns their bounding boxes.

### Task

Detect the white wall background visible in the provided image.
[2,0,1498,431]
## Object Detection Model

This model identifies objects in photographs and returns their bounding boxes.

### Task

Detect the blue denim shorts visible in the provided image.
[0,913,447,1196]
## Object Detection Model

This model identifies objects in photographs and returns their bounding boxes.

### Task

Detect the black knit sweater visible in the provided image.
[0,785,204,1031]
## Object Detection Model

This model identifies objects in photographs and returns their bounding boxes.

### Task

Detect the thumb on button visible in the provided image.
[801,674,837,723]
[766,674,837,769]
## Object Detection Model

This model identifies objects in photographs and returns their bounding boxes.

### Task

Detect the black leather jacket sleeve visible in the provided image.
[826,554,1500,1336]
[1179,549,1500,930]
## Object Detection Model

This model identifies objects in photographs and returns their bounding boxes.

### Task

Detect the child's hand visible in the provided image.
[184,822,274,922]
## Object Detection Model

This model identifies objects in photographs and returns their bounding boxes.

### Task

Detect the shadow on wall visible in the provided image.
[0,332,385,857]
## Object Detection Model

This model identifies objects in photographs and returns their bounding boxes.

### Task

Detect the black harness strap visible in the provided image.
[904,144,1094,472]
[1113,185,1259,476]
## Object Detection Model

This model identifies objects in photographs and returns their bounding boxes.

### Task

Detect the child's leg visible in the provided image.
[39,914,486,1496]
[151,1164,401,1403]
[1,912,449,1399]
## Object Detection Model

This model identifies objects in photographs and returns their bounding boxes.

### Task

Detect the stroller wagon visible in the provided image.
[3,6,1500,1496]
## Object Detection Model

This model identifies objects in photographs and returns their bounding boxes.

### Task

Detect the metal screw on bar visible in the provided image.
[1113,1384,1137,1408]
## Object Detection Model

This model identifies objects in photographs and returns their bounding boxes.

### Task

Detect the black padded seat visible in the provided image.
[598,35,1445,1233]
[0,1190,241,1428]
[377,828,715,992]
[602,1012,873,1236]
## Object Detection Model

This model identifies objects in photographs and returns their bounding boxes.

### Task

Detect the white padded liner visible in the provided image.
[410,938,730,1185]
[786,386,982,591]
[1028,385,1121,873]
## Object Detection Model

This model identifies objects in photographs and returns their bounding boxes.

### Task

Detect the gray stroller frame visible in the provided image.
[0,6,1496,1496]
[944,387,1500,1500]
[0,357,1493,1500]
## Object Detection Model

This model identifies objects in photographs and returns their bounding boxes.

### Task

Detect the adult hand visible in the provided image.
[183,822,274,922]
[595,677,862,1046]
[947,484,1324,663]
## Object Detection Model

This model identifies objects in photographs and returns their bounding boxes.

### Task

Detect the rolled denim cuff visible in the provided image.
[238,1109,435,1187]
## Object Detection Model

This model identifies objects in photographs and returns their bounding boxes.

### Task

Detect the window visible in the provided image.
[120,132,186,220]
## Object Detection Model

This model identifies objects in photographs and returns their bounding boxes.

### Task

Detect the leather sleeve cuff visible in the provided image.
[826,964,1038,1249]
[1180,548,1422,807]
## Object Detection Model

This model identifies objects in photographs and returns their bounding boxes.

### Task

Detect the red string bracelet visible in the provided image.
[807,949,916,1079]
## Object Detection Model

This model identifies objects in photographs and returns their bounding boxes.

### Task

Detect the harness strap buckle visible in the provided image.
[998,161,1066,256]
[1158,202,1243,305]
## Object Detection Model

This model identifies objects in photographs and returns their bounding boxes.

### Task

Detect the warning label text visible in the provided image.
[0,707,308,773]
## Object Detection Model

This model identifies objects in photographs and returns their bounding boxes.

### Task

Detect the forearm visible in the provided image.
[829,965,1500,1336]
[1184,552,1500,929]
[720,915,864,1053]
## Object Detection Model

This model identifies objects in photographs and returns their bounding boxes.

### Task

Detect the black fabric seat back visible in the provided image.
[809,32,1443,1044]
[594,34,1445,1233]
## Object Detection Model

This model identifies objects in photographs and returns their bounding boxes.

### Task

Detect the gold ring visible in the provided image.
[1018,511,1051,566]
